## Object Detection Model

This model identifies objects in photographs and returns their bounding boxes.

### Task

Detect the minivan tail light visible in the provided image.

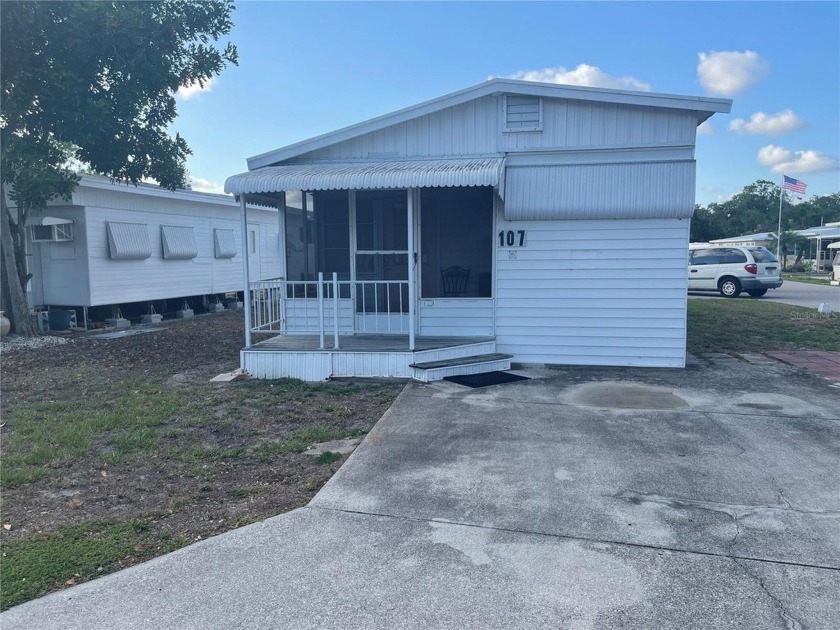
[744,263,758,274]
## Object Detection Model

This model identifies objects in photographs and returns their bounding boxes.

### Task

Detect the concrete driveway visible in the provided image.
[4,360,840,629]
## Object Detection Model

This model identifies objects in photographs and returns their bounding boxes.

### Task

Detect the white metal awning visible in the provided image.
[504,161,695,221]
[224,158,505,196]
[28,216,75,226]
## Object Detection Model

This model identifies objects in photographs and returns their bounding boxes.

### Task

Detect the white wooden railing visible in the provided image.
[249,273,412,349]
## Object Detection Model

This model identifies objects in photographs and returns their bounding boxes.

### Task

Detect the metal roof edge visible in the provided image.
[73,174,268,210]
[246,81,501,169]
[247,79,733,170]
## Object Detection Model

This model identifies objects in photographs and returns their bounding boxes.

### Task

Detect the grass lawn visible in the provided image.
[3,303,837,610]
[687,299,840,354]
[0,312,403,610]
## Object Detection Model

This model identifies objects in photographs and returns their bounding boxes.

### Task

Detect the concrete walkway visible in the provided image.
[4,361,840,629]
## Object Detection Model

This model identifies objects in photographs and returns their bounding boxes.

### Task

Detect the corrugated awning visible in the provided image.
[224,158,505,196]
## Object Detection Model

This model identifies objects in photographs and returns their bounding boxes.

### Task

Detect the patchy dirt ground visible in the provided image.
[0,312,404,607]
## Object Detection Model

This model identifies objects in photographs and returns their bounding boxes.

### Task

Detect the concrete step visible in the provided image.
[410,353,513,382]
[410,353,513,370]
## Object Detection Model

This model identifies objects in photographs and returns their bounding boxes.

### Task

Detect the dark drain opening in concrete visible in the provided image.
[444,371,530,389]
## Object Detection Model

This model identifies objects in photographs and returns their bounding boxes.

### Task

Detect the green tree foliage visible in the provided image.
[690,180,840,243]
[1,1,238,335]
[768,231,811,270]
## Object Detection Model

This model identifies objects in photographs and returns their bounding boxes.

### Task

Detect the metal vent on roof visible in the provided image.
[214,228,237,259]
[107,222,152,260]
[504,95,542,132]
[161,225,198,260]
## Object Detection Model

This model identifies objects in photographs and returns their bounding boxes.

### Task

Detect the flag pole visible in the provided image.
[776,175,785,261]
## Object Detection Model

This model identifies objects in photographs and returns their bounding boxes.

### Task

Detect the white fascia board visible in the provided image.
[505,144,695,166]
[494,79,732,114]
[73,175,271,211]
[247,79,732,169]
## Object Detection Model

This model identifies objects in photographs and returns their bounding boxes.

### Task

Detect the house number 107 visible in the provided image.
[498,230,526,247]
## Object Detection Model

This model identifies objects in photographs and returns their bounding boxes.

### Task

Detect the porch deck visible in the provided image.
[249,334,494,353]
[241,334,507,381]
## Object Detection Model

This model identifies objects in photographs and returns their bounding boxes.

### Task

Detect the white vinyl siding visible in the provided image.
[299,96,499,160]
[107,222,152,260]
[494,213,690,368]
[30,207,90,307]
[161,225,198,260]
[501,100,697,152]
[214,228,237,258]
[505,161,695,221]
[63,188,282,307]
[298,97,697,161]
[418,299,493,336]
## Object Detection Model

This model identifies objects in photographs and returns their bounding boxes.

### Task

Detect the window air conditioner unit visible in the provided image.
[31,218,74,242]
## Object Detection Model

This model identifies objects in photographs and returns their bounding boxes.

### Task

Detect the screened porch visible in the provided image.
[231,179,500,350]
[225,158,506,379]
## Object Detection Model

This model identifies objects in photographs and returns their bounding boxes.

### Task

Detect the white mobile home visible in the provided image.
[27,175,280,321]
[225,79,731,381]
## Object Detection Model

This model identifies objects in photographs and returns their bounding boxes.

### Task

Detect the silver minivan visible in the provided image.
[688,246,783,298]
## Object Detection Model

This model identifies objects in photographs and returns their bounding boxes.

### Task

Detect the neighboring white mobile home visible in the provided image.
[225,79,731,380]
[26,175,280,321]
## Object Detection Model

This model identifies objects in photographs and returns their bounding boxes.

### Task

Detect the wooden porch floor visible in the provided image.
[248,334,494,353]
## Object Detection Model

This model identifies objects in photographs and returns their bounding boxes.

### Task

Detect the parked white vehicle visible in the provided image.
[688,245,783,298]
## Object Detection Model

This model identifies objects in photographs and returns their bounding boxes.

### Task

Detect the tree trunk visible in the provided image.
[0,182,38,336]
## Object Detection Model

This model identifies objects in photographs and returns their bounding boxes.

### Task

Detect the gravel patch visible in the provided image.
[0,335,72,353]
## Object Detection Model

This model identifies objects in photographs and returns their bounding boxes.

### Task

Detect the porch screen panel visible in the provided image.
[315,190,350,281]
[355,190,409,313]
[284,191,315,282]
[285,190,350,296]
[420,187,493,298]
[354,253,409,313]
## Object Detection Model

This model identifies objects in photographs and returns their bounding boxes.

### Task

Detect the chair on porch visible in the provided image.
[441,266,471,297]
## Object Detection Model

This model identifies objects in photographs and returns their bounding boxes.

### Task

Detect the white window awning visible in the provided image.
[224,158,505,196]
[161,225,198,260]
[27,216,75,226]
[107,222,152,260]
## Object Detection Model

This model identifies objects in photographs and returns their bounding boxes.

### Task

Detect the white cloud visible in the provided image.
[503,64,651,91]
[697,50,769,96]
[188,176,226,195]
[757,144,792,166]
[177,77,216,101]
[757,144,839,174]
[697,120,715,135]
[729,109,804,135]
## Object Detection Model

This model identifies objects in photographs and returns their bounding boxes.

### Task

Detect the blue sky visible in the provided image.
[172,1,840,205]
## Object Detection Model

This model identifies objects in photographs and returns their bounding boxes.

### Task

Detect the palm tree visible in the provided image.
[768,231,810,271]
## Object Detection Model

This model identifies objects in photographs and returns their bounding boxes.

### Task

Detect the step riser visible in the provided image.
[413,359,512,382]
[412,342,497,363]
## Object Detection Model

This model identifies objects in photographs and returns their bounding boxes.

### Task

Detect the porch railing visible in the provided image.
[248,273,412,349]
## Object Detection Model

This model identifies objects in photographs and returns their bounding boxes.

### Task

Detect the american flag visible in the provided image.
[783,175,807,195]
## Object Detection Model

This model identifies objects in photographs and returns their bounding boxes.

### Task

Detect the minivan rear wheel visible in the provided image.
[718,277,742,298]
[747,289,768,298]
